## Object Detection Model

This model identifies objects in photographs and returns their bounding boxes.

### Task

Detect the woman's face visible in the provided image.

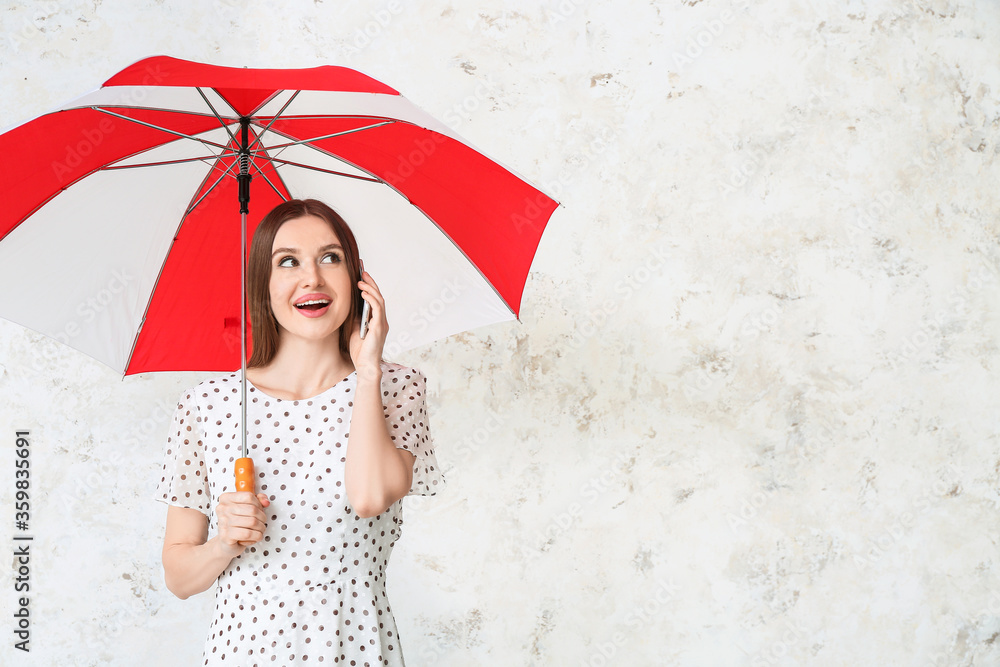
[268,214,355,346]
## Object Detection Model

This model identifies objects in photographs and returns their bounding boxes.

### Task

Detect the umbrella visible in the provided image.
[0,55,557,372]
[0,55,558,487]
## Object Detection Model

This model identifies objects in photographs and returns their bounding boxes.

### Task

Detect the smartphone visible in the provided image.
[359,258,370,339]
[359,299,371,339]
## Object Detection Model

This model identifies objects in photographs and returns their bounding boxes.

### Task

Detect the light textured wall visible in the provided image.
[1,0,999,665]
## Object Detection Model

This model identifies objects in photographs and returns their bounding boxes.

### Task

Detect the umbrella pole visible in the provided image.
[239,205,249,461]
[235,118,254,496]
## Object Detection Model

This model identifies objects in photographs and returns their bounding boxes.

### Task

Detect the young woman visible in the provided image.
[156,198,444,665]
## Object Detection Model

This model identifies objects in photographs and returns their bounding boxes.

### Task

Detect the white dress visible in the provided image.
[155,361,445,666]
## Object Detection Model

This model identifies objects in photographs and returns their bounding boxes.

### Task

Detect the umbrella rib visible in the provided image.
[101,154,233,171]
[253,167,290,202]
[196,87,239,145]
[257,121,395,152]
[247,91,301,154]
[186,160,240,214]
[263,156,381,182]
[258,114,396,122]
[93,108,232,152]
[249,135,271,172]
[253,142,296,203]
[241,137,292,202]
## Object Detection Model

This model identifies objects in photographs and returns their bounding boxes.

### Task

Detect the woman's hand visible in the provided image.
[349,266,388,380]
[215,491,270,556]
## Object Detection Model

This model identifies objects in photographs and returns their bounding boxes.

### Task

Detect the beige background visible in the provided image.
[1,0,999,665]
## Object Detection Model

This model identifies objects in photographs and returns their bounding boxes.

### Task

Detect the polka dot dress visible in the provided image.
[155,361,445,666]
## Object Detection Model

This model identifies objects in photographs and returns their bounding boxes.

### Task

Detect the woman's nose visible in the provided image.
[300,260,324,287]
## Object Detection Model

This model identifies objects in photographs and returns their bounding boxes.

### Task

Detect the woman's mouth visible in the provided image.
[294,298,331,318]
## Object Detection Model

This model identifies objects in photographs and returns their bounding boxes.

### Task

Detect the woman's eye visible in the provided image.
[321,253,342,264]
[277,256,296,268]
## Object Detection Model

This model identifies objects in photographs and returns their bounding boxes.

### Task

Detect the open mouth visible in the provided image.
[295,299,331,311]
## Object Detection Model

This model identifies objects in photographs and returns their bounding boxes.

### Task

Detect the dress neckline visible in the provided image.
[241,369,357,402]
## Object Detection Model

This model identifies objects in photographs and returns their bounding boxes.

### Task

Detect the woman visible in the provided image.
[156,199,444,665]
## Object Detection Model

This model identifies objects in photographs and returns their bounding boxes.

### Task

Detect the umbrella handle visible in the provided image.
[235,456,255,492]
[234,456,256,547]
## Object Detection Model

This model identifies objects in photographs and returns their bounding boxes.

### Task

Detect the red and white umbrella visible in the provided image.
[0,56,558,376]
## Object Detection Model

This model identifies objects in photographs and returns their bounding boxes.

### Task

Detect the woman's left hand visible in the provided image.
[349,267,388,379]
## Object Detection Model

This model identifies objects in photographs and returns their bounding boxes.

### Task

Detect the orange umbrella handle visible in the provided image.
[235,457,255,493]
[234,457,256,547]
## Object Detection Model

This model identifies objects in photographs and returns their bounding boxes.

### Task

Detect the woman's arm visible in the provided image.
[345,365,415,518]
[345,266,416,518]
[161,492,270,599]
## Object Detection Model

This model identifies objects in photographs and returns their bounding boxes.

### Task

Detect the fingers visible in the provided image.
[358,271,385,319]
[358,270,384,303]
[216,492,270,547]
[357,271,387,331]
[219,491,262,505]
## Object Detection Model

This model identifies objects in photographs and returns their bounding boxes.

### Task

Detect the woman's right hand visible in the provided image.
[215,492,271,555]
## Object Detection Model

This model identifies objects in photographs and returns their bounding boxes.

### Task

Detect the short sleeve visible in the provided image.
[382,367,445,497]
[154,389,211,516]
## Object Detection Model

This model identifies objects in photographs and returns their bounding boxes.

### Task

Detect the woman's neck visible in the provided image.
[246,336,356,400]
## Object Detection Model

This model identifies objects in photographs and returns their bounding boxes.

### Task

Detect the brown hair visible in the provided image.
[246,199,362,368]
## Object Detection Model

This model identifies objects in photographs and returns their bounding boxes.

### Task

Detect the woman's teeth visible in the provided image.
[296,300,330,310]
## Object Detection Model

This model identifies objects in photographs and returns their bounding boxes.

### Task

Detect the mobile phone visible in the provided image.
[360,299,371,339]
[359,258,370,340]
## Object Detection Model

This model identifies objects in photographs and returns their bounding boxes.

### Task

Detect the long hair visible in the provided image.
[246,199,362,368]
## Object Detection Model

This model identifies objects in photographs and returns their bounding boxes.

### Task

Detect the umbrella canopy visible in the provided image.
[0,56,558,375]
